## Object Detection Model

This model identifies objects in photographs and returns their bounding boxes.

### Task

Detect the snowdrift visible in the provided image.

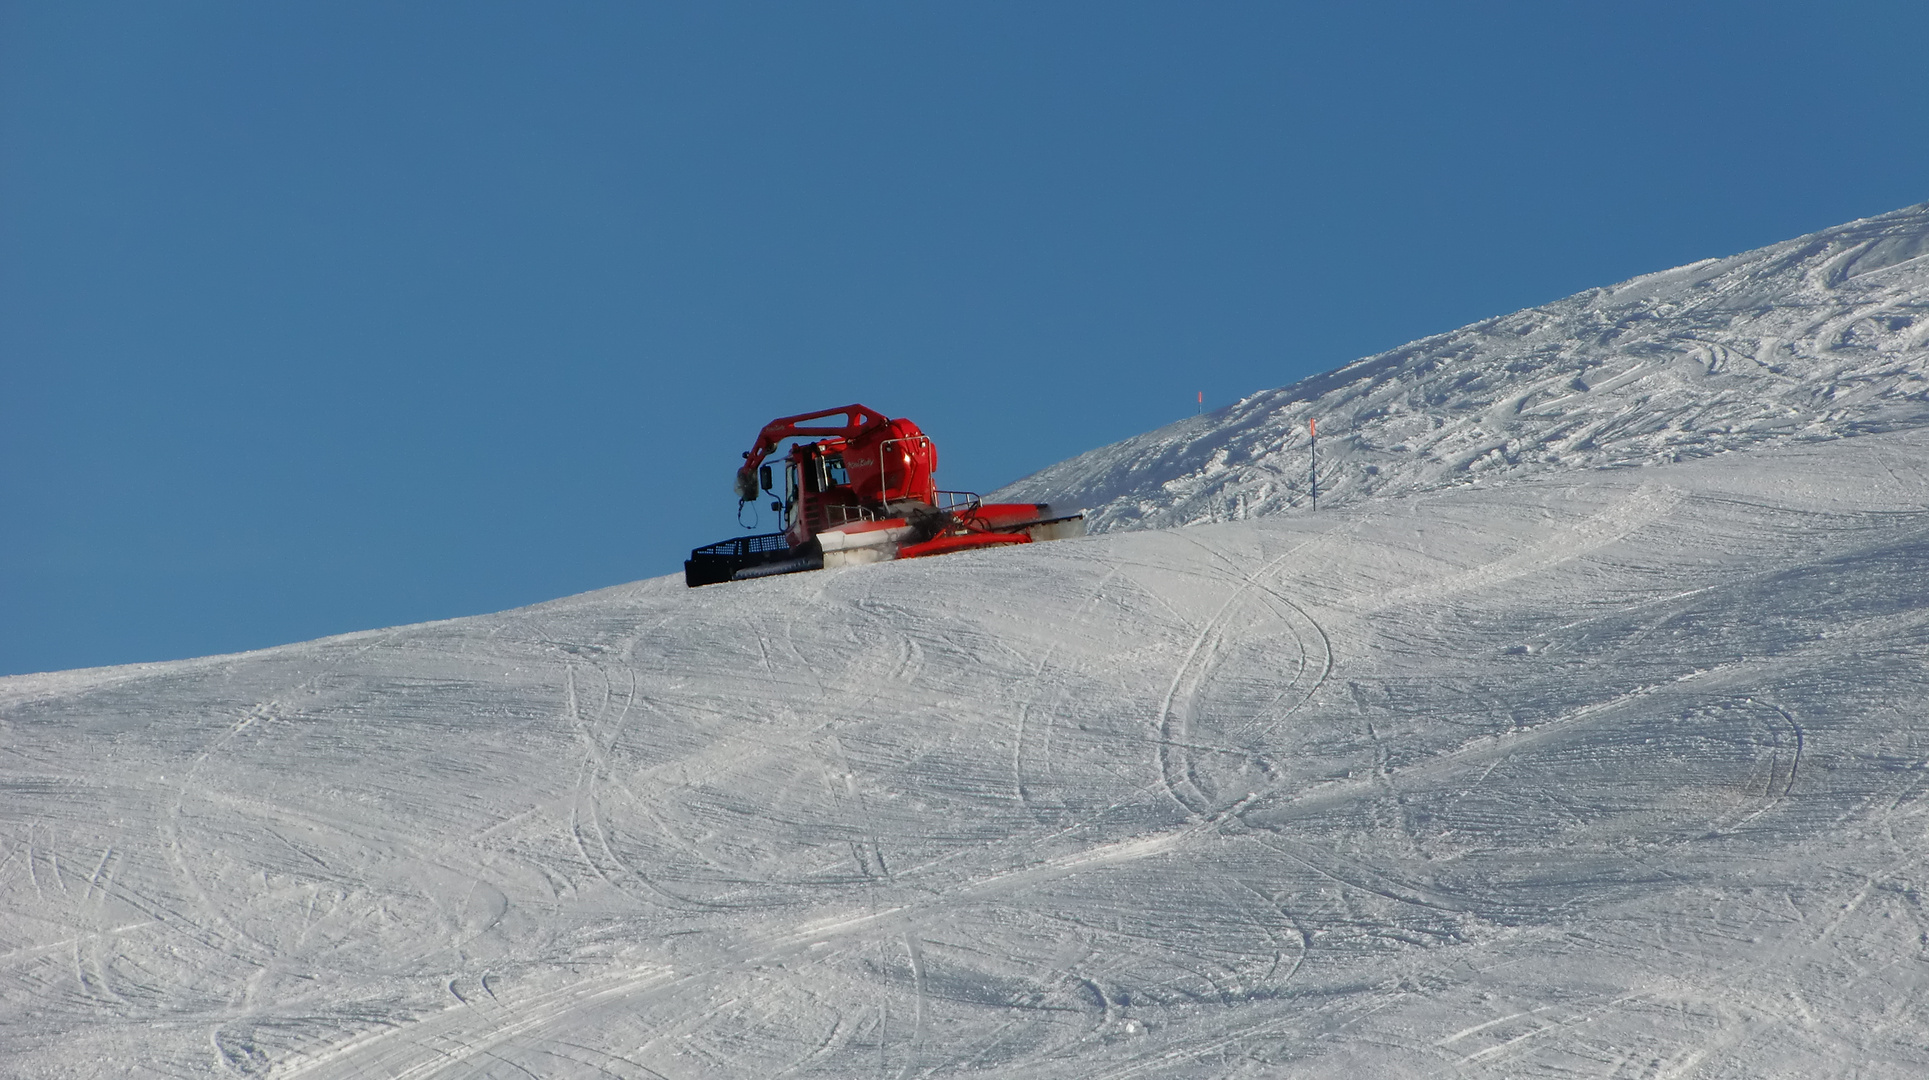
[5,204,1929,1078]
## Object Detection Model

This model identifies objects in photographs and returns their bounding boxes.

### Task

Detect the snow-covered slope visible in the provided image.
[997,202,1929,532]
[7,431,1929,1078]
[7,207,1929,1078]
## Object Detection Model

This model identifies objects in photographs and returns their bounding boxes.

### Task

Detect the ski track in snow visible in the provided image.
[7,205,1929,1077]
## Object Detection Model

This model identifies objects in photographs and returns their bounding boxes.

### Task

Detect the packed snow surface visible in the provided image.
[6,204,1929,1078]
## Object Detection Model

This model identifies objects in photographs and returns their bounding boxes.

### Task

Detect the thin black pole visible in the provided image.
[1308,417,1318,511]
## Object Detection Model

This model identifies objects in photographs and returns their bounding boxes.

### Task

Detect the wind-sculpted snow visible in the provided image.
[996,202,1929,532]
[6,429,1929,1077]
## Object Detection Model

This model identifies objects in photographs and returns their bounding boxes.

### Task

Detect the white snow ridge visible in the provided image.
[5,204,1929,1078]
[997,201,1929,531]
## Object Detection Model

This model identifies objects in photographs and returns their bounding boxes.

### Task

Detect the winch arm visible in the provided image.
[733,404,892,501]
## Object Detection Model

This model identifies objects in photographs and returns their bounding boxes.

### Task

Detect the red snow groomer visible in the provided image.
[685,404,1084,587]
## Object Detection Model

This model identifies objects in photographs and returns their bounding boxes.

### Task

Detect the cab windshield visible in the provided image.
[802,452,849,493]
[783,462,799,528]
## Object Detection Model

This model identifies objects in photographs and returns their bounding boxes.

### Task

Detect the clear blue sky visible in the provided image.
[5,1,1926,676]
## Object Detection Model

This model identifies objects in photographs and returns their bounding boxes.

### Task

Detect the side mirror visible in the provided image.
[760,464,773,492]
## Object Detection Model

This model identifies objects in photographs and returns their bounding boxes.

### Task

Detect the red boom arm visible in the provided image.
[734,404,893,501]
